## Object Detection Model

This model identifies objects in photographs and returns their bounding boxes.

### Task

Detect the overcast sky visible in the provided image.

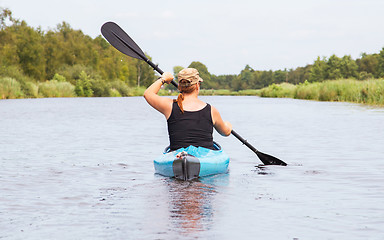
[1,0,384,75]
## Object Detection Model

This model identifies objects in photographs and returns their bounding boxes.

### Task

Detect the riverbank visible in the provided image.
[0,76,259,99]
[256,79,384,106]
[1,76,383,106]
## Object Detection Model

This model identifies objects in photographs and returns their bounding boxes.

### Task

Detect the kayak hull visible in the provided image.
[154,144,229,180]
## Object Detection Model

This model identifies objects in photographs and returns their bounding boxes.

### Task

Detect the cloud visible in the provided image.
[160,10,174,19]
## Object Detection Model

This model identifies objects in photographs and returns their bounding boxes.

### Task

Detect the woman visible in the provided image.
[144,68,232,151]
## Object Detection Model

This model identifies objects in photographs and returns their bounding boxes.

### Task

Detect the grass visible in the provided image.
[257,79,384,106]
[0,77,23,99]
[2,75,384,106]
[38,80,76,98]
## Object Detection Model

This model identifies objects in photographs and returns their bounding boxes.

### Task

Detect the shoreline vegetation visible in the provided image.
[1,7,384,106]
[2,76,383,106]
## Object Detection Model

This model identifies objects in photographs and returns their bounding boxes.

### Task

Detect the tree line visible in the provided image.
[1,7,384,98]
[0,8,155,97]
[207,51,384,91]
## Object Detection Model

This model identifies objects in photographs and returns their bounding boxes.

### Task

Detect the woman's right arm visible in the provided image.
[211,106,232,136]
[143,72,174,118]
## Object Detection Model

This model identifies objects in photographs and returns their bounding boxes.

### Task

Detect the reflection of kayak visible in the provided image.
[154,142,230,180]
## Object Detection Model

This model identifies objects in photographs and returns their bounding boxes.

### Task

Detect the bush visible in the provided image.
[23,81,39,98]
[0,77,23,99]
[75,71,93,97]
[110,80,130,96]
[90,79,110,97]
[52,73,66,82]
[38,80,75,97]
[109,88,121,97]
[57,64,97,84]
[259,83,295,98]
[129,86,147,96]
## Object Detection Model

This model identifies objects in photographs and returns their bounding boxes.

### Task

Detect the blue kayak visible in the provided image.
[154,142,230,180]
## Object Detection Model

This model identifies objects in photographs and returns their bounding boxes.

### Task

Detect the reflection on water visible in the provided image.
[165,174,229,235]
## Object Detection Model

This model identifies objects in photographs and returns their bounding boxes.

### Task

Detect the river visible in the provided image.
[1,96,383,239]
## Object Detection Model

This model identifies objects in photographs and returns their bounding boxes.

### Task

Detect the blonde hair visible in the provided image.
[174,80,198,113]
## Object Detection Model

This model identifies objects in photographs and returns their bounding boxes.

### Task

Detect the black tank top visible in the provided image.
[167,102,214,151]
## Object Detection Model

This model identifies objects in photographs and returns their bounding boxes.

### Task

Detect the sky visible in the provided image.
[1,0,384,75]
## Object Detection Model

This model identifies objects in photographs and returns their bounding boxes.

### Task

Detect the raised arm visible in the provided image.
[143,72,174,118]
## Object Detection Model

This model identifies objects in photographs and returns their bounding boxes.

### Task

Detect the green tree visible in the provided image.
[135,56,155,87]
[287,65,311,84]
[327,55,342,80]
[16,21,46,81]
[0,7,17,30]
[188,61,213,88]
[173,66,184,81]
[238,65,254,89]
[339,55,358,79]
[309,56,328,82]
[378,47,384,78]
[273,69,287,84]
[356,53,379,78]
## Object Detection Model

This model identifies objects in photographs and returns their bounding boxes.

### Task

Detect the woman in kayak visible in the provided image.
[144,68,232,151]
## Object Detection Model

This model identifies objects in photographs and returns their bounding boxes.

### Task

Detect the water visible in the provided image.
[1,96,383,240]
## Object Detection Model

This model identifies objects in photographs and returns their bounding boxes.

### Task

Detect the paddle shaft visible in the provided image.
[231,130,259,153]
[110,29,178,88]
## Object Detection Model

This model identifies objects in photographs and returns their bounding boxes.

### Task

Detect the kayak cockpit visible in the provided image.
[154,142,229,181]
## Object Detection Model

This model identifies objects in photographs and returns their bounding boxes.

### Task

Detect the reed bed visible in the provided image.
[38,80,76,98]
[257,79,384,106]
[2,76,384,106]
[0,77,23,99]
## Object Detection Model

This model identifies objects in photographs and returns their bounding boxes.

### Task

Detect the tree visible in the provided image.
[16,21,46,81]
[378,47,384,78]
[0,8,16,30]
[238,65,254,89]
[173,66,184,81]
[309,56,328,82]
[273,69,287,84]
[135,56,155,87]
[327,55,342,80]
[287,65,311,84]
[356,53,379,78]
[188,61,213,88]
[339,55,358,79]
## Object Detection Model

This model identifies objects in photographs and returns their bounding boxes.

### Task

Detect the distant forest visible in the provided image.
[1,7,384,98]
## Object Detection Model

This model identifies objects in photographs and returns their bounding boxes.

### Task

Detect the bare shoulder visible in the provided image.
[144,94,173,118]
[210,105,221,124]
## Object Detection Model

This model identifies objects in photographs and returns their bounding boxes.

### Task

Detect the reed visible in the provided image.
[38,80,76,98]
[0,77,23,99]
[259,83,296,98]
[256,79,384,106]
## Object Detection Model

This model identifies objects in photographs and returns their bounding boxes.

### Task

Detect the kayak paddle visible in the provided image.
[100,21,287,166]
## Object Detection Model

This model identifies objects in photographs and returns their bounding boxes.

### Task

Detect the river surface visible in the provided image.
[1,96,383,240]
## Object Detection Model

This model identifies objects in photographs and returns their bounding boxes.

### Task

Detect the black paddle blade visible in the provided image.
[101,22,147,61]
[256,151,287,166]
[231,130,287,166]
